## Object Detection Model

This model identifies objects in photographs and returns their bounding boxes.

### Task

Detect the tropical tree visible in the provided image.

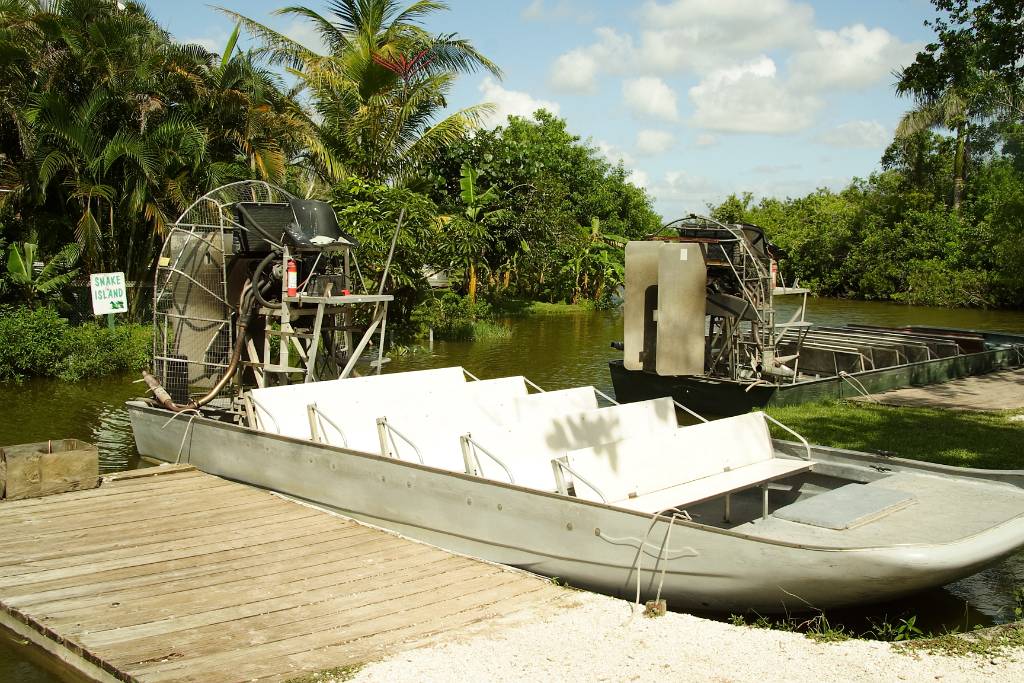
[225,0,502,185]
[444,163,508,303]
[5,241,79,307]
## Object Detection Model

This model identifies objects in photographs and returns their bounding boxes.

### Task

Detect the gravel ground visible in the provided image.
[351,591,1024,683]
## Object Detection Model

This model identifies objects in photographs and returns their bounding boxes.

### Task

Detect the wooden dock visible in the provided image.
[0,465,564,682]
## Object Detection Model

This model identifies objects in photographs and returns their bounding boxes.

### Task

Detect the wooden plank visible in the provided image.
[37,529,401,618]
[104,559,493,668]
[0,475,235,521]
[135,572,550,683]
[0,503,334,570]
[256,583,558,683]
[4,524,372,604]
[0,504,327,578]
[0,467,568,683]
[0,468,207,510]
[0,490,298,552]
[0,514,341,589]
[66,544,459,638]
[102,465,196,483]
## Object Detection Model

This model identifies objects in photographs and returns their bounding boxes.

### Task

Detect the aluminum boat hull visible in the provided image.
[128,401,1024,614]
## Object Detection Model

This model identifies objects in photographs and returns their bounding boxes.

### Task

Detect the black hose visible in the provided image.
[251,251,283,310]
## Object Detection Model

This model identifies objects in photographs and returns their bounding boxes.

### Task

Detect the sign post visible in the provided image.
[90,272,128,328]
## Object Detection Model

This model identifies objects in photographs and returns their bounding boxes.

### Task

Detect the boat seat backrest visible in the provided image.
[562,412,776,503]
[467,397,678,491]
[251,367,467,440]
[462,376,530,421]
[498,387,600,424]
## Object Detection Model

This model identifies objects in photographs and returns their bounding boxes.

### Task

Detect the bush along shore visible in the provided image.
[0,306,151,382]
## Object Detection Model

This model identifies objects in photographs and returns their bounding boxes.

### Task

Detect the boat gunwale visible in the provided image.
[127,400,1024,556]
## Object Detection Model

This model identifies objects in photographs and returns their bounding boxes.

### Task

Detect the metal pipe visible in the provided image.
[144,285,259,412]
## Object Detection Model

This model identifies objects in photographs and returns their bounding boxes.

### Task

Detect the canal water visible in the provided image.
[1,298,1023,679]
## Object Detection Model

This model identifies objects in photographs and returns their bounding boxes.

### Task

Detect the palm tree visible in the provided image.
[223,0,502,184]
[894,88,972,212]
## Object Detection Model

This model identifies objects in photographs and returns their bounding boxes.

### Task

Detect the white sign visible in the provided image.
[90,272,128,315]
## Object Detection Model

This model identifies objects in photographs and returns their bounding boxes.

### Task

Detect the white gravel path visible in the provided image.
[352,591,1024,683]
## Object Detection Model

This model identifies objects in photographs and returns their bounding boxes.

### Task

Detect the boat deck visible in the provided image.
[733,470,1024,548]
[853,368,1024,411]
[0,465,564,683]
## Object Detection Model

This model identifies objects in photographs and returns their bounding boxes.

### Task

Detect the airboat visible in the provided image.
[128,184,1024,613]
[609,216,1024,415]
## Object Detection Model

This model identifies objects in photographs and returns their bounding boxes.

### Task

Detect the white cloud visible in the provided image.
[594,139,635,166]
[649,170,724,214]
[694,133,718,147]
[627,169,650,188]
[623,76,679,122]
[816,120,891,148]
[477,77,560,128]
[636,0,816,73]
[549,48,600,94]
[549,27,634,93]
[636,129,676,155]
[790,25,920,90]
[688,57,821,133]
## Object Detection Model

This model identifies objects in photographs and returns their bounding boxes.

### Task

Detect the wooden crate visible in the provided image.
[1,439,99,500]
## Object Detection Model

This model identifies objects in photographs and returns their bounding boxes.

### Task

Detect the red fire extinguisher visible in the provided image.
[286,259,298,297]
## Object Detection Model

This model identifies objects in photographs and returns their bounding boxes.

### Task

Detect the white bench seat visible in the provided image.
[556,411,813,518]
[612,459,812,514]
[466,397,678,491]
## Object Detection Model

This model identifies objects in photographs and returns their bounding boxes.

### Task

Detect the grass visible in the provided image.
[489,298,600,317]
[902,622,1024,658]
[284,664,363,683]
[764,399,1024,470]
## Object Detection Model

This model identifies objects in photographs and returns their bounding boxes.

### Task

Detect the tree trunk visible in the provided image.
[952,122,967,213]
[468,262,477,305]
[502,270,511,290]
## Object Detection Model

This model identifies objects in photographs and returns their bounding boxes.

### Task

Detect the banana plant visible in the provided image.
[450,162,509,303]
[5,241,80,308]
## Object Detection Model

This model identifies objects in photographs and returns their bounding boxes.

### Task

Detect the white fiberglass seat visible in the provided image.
[464,397,679,491]
[555,412,811,515]
[249,367,468,442]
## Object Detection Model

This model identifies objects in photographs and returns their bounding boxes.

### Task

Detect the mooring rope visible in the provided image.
[838,371,877,402]
[161,409,201,464]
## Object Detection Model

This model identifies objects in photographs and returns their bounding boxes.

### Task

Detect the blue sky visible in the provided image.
[149,0,938,219]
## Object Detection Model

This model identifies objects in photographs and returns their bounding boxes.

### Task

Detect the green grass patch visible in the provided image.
[523,300,598,315]
[902,622,1024,658]
[765,400,1024,470]
[284,663,363,683]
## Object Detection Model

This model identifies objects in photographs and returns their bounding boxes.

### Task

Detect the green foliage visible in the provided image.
[411,292,508,341]
[430,110,661,306]
[4,241,80,308]
[0,306,151,382]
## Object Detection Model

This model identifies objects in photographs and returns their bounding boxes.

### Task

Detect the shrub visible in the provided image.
[411,292,505,341]
[0,305,152,382]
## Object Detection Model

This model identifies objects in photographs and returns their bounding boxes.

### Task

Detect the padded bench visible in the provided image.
[552,411,813,518]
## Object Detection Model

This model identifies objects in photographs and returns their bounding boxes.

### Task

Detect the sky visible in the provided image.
[148,0,939,220]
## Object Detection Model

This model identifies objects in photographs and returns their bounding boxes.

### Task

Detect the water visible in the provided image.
[1,299,1023,679]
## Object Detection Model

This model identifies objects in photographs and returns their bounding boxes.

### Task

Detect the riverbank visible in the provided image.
[765,400,1024,470]
[348,590,1024,683]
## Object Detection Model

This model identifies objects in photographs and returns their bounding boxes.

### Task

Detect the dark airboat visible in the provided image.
[609,215,1024,415]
